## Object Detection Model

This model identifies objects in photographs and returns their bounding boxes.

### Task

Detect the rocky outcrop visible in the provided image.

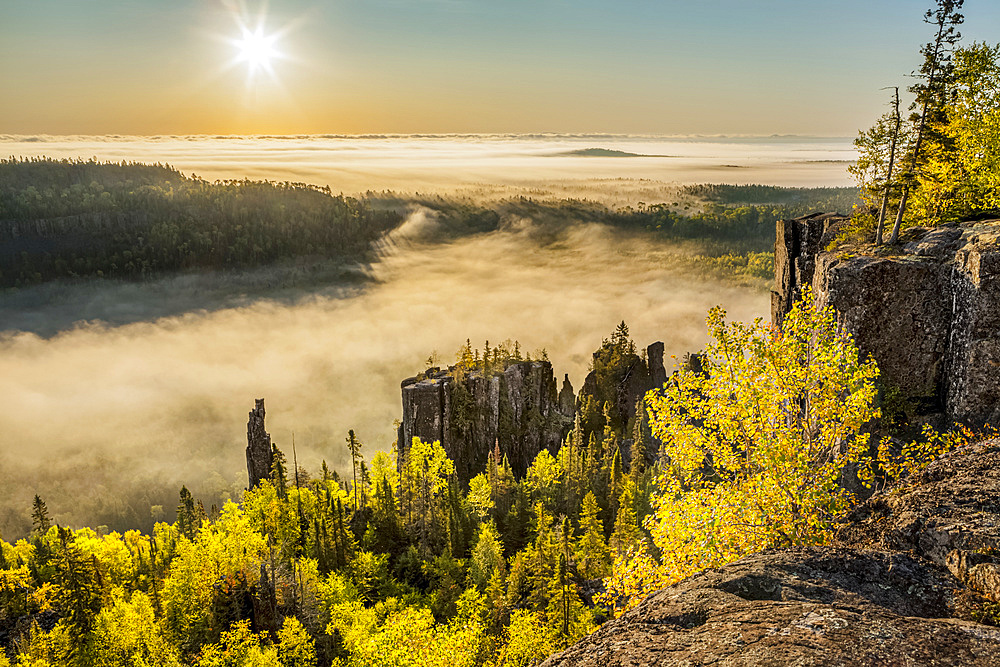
[246,398,272,490]
[773,215,1000,426]
[581,343,666,429]
[398,361,572,483]
[580,341,666,467]
[647,341,667,390]
[558,374,575,418]
[543,440,1000,666]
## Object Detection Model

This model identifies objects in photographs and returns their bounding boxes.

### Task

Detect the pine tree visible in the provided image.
[575,492,611,579]
[890,0,965,239]
[347,429,363,510]
[31,495,51,535]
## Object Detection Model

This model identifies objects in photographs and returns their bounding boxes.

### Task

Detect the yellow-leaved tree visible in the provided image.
[604,289,880,613]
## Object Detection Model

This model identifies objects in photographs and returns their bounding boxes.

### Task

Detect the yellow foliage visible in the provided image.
[490,609,558,667]
[862,423,1000,491]
[193,620,278,667]
[604,290,880,613]
[0,566,31,594]
[329,602,485,667]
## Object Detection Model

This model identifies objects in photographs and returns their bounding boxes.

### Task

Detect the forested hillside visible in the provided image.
[0,158,858,289]
[0,159,403,287]
[0,329,659,667]
[1,297,987,667]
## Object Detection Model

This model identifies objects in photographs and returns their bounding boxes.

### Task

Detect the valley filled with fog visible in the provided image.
[0,135,855,537]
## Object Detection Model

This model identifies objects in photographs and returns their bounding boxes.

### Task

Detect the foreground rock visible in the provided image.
[543,440,1000,666]
[772,215,1000,426]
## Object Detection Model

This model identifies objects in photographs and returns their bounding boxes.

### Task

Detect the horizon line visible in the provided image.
[0,132,856,142]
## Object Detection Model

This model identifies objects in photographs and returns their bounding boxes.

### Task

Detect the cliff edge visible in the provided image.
[545,215,1000,665]
[773,214,1000,427]
[543,439,1000,666]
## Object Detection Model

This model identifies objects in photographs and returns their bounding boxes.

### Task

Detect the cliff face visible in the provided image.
[580,343,666,431]
[773,215,1000,426]
[398,360,572,482]
[246,398,272,490]
[543,440,1000,666]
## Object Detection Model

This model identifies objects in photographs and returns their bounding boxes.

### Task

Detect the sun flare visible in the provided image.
[234,27,277,74]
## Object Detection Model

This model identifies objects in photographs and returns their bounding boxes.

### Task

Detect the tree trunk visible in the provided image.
[890,8,952,243]
[876,88,901,245]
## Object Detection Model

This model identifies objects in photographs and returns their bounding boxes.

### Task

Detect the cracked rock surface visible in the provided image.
[542,440,1000,666]
[771,215,1000,426]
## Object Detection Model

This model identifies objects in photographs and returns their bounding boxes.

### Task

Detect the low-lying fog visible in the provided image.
[1,134,855,202]
[0,215,766,537]
[1,134,852,537]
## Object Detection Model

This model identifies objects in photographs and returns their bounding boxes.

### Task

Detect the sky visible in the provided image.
[1,0,999,136]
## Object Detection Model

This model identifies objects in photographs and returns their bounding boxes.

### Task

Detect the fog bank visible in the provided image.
[1,134,855,203]
[0,219,766,537]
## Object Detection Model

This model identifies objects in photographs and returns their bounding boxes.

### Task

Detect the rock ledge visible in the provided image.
[543,440,1000,666]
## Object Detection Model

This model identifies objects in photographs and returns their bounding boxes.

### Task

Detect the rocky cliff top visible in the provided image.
[772,215,1000,427]
[543,440,1000,666]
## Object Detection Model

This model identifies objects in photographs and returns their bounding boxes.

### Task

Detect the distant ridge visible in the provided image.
[555,147,674,158]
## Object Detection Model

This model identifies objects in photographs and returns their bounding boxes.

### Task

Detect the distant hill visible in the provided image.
[555,147,672,158]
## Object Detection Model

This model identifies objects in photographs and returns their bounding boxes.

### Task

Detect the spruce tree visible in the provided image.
[575,492,611,579]
[271,444,289,500]
[347,430,363,510]
[176,486,197,541]
[610,481,640,557]
[890,0,965,239]
[55,527,101,666]
[31,495,51,535]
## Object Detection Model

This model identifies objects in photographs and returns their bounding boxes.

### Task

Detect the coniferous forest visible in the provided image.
[0,328,662,667]
[3,4,998,663]
[0,157,858,289]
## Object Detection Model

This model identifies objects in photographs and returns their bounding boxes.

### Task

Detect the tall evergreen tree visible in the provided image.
[31,495,51,535]
[271,444,289,500]
[54,527,102,666]
[575,492,611,580]
[347,430,363,510]
[890,0,965,240]
[176,486,197,541]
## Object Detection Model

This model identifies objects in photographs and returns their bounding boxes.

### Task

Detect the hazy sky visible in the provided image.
[2,0,999,136]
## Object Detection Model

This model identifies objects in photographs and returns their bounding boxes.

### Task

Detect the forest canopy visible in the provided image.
[0,158,858,289]
[0,158,404,287]
[849,0,999,242]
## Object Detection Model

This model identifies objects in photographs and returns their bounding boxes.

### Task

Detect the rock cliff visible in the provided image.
[397,339,667,483]
[397,360,572,482]
[543,439,1000,666]
[772,214,1000,426]
[580,342,667,434]
[246,398,272,490]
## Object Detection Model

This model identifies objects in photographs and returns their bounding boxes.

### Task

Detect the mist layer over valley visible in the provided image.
[1,134,855,202]
[0,216,766,538]
[0,137,858,538]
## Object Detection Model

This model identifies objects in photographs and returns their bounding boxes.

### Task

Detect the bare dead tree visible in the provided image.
[889,0,964,243]
[876,87,902,245]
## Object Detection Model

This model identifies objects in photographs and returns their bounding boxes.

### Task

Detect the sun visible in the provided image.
[235,27,278,75]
